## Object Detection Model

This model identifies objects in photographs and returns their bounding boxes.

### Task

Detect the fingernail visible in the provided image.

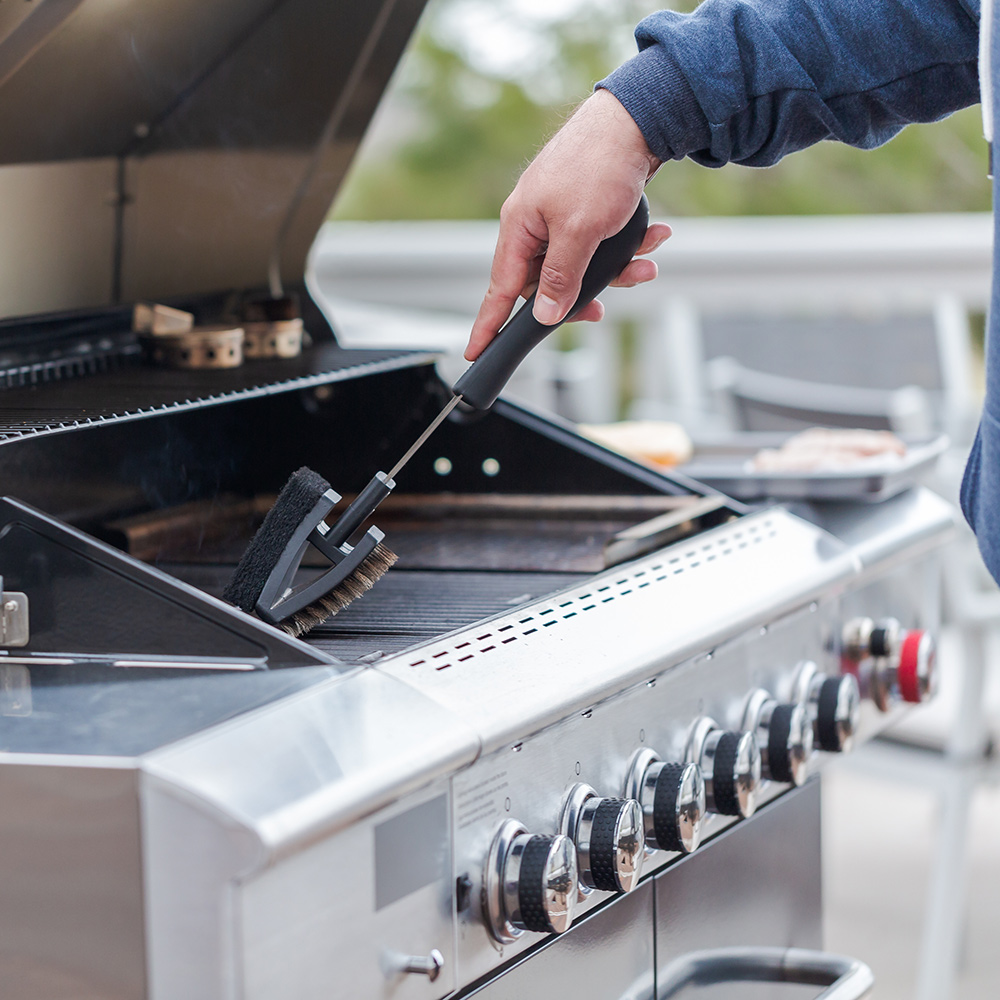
[533,294,561,326]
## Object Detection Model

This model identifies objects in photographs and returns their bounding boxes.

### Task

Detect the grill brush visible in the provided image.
[225,195,649,635]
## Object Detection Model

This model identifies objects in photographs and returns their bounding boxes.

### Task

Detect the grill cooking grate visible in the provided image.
[160,564,585,662]
[0,344,434,441]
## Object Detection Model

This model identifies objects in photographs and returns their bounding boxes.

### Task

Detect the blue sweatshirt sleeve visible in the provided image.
[599,0,981,167]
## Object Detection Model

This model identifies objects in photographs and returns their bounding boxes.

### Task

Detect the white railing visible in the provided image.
[309,213,993,426]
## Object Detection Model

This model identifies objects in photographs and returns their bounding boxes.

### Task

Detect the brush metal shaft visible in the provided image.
[386,393,463,482]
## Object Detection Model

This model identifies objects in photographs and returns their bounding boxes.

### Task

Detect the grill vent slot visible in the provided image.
[409,520,777,672]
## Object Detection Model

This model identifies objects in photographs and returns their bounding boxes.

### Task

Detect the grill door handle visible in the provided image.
[658,946,873,1000]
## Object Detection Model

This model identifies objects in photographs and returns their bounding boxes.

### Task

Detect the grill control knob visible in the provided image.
[742,689,814,786]
[897,629,935,703]
[841,618,936,711]
[484,820,578,944]
[686,718,761,819]
[794,663,861,753]
[560,784,645,894]
[625,749,706,854]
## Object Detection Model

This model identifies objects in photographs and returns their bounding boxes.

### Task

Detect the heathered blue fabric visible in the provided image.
[600,0,1000,584]
[961,7,1000,579]
[599,0,981,166]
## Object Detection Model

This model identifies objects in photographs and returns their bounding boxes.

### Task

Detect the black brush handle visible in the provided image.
[453,194,650,410]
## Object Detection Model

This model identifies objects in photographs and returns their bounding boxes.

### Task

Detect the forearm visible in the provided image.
[599,0,981,167]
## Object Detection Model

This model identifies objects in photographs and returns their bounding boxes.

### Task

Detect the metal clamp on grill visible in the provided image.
[0,576,28,648]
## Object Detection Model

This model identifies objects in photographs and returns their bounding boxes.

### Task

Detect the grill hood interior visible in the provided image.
[0,0,428,320]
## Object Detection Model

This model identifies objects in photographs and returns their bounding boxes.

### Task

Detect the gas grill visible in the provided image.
[0,3,955,999]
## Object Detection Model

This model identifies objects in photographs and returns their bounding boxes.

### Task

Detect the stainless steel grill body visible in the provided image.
[0,3,955,998]
[0,480,948,998]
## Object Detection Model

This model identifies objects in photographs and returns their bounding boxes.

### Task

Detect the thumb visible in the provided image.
[531,229,600,326]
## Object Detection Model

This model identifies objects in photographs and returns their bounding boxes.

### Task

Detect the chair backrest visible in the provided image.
[707,356,936,435]
[634,296,976,440]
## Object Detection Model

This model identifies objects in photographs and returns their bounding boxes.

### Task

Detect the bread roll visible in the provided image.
[578,420,694,468]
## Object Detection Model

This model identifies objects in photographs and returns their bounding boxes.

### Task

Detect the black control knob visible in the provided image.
[710,731,759,815]
[765,703,813,785]
[813,674,861,752]
[562,786,644,893]
[485,821,579,943]
[687,722,761,819]
[627,755,706,854]
[743,688,814,786]
[515,835,576,933]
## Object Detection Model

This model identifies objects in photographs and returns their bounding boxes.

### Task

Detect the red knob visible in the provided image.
[898,630,934,703]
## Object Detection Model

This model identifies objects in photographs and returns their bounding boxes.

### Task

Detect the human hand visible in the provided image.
[465,88,669,361]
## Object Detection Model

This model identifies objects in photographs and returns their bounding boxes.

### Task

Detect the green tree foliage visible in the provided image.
[332,0,990,221]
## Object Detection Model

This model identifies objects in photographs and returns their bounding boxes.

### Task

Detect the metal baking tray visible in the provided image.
[679,432,948,502]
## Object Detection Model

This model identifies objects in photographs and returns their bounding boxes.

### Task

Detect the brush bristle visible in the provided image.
[278,542,398,638]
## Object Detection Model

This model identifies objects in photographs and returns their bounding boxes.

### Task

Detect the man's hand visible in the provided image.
[465,89,669,361]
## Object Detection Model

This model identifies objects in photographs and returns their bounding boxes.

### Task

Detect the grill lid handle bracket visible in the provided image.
[0,576,29,648]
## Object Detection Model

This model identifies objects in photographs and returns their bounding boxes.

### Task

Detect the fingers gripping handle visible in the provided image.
[454,194,651,410]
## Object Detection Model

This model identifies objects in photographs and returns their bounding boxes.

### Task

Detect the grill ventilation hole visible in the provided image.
[408,521,778,672]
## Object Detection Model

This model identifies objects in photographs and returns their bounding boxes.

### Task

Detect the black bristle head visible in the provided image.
[279,542,398,638]
[223,467,331,612]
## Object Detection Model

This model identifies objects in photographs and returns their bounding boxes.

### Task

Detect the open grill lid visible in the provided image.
[0,0,428,321]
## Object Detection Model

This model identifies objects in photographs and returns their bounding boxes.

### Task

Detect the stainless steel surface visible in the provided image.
[382,507,861,752]
[0,758,145,1000]
[0,489,951,997]
[464,882,656,1000]
[841,618,875,662]
[559,784,597,897]
[655,782,825,1000]
[486,820,529,944]
[658,947,874,999]
[803,486,957,572]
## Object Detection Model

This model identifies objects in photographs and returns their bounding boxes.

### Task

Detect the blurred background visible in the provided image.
[309,2,999,998]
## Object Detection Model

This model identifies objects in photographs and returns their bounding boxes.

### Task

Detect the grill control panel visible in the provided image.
[452,598,936,976]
